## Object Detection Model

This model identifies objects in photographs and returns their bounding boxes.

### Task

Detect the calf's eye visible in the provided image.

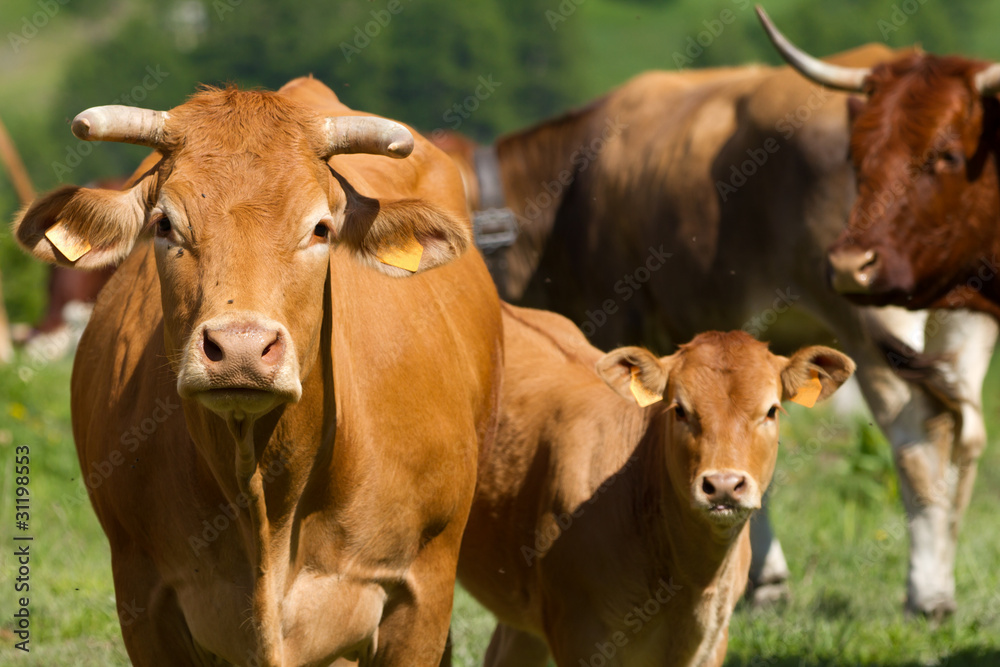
[314,223,330,239]
[672,403,687,421]
[766,405,779,420]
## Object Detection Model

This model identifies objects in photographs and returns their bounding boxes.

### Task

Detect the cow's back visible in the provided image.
[526,45,897,350]
[458,303,640,630]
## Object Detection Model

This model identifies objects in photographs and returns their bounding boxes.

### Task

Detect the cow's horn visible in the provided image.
[974,63,1000,97]
[323,117,414,159]
[756,6,870,93]
[72,106,169,148]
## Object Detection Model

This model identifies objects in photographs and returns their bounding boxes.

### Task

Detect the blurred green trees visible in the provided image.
[3,0,1000,321]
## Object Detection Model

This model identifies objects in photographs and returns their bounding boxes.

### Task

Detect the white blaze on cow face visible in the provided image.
[597,332,855,531]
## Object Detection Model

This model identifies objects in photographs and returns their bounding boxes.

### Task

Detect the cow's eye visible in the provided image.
[672,403,687,421]
[155,216,172,237]
[934,149,964,173]
[767,405,779,420]
[313,223,330,239]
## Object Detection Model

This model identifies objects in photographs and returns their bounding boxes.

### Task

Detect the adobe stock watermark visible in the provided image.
[340,0,410,63]
[578,245,672,338]
[672,0,751,69]
[877,0,930,40]
[715,84,832,202]
[440,75,502,130]
[521,457,636,565]
[579,577,683,667]
[520,115,628,223]
[546,0,586,32]
[187,454,290,555]
[7,0,71,54]
[51,65,170,180]
[742,288,800,337]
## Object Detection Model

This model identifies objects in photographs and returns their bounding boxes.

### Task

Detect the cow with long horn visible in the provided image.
[13,78,502,665]
[758,5,1000,618]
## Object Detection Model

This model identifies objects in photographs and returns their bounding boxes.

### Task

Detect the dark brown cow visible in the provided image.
[432,44,997,617]
[459,304,853,666]
[758,10,1000,320]
[14,77,502,666]
[758,7,1000,617]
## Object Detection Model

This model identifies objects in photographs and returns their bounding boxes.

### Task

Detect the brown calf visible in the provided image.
[458,304,853,667]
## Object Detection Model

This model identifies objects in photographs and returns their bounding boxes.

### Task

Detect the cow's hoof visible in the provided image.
[904,596,956,623]
[746,581,790,610]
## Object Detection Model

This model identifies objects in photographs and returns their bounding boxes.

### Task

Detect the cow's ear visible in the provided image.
[332,170,471,277]
[780,346,855,407]
[14,180,151,270]
[596,346,671,408]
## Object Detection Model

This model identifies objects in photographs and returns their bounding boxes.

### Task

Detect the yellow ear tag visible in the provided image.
[629,366,663,408]
[790,369,823,408]
[376,232,423,273]
[45,220,91,262]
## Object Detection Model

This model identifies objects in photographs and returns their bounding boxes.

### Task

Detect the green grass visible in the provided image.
[3,349,1000,665]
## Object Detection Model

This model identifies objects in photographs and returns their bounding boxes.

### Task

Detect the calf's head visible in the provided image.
[15,89,471,423]
[758,7,1000,309]
[597,331,854,528]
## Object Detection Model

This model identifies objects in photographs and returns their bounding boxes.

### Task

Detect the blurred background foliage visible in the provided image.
[2,0,1000,322]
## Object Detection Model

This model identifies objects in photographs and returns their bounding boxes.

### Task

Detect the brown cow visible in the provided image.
[431,45,997,618]
[14,77,502,666]
[756,10,1000,319]
[757,8,1000,617]
[459,304,853,666]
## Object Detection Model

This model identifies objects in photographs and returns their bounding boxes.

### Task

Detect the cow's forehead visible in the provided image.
[671,333,780,409]
[856,57,981,160]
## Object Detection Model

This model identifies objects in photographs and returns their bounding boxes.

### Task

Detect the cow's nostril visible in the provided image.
[203,330,224,362]
[859,249,878,272]
[702,477,716,496]
[734,477,745,492]
[262,341,275,358]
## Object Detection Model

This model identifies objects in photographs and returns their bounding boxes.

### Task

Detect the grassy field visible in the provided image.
[1,345,999,666]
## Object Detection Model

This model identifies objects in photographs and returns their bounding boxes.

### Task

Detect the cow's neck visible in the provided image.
[494,98,608,298]
[630,416,750,591]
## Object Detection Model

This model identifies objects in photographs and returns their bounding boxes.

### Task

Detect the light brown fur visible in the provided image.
[458,304,852,666]
[13,77,502,666]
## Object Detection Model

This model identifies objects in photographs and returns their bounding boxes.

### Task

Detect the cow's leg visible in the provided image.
[372,521,469,667]
[746,495,790,607]
[112,545,217,666]
[483,623,550,667]
[907,308,997,617]
[847,307,995,618]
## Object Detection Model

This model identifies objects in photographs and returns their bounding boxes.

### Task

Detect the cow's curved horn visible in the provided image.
[323,117,414,159]
[71,105,169,148]
[974,63,1000,97]
[756,6,870,93]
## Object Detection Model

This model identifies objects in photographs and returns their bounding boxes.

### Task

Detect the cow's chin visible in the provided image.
[193,388,288,420]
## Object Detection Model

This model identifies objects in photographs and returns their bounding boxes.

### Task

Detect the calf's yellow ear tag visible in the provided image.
[630,366,663,408]
[790,369,823,408]
[376,232,423,273]
[45,220,91,262]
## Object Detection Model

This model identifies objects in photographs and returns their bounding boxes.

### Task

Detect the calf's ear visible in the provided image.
[333,171,471,277]
[596,346,671,408]
[780,346,856,407]
[14,180,151,270]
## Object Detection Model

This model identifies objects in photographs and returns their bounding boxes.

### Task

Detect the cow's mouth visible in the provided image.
[196,387,283,419]
[703,503,752,526]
